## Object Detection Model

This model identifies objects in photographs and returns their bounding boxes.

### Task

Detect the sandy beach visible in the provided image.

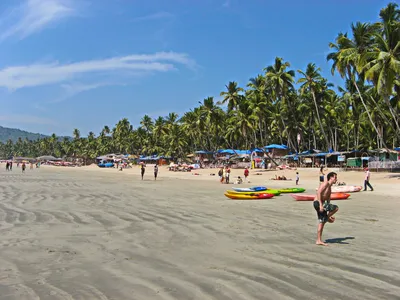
[0,165,399,299]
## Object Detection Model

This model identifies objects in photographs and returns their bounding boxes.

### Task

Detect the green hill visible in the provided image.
[0,126,48,143]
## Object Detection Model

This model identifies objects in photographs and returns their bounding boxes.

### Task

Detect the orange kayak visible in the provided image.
[291,193,351,201]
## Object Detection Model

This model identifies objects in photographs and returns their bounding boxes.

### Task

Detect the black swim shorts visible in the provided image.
[319,175,324,182]
[313,201,338,223]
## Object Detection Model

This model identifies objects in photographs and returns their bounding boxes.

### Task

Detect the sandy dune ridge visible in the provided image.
[0,166,399,299]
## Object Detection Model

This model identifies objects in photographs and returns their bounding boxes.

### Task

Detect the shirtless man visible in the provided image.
[313,172,339,246]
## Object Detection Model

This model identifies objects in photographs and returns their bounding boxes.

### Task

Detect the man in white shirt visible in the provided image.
[364,168,374,191]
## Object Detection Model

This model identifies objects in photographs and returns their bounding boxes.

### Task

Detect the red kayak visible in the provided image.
[291,193,351,201]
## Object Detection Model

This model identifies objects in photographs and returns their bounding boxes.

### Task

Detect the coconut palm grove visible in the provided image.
[1,3,399,160]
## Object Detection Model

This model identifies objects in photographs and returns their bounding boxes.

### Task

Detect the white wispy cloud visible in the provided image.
[132,11,174,22]
[0,0,76,41]
[49,82,124,103]
[0,52,196,90]
[0,114,56,125]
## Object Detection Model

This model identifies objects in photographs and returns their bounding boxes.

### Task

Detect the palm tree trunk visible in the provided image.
[311,90,330,150]
[258,119,264,147]
[352,81,388,148]
[383,96,400,136]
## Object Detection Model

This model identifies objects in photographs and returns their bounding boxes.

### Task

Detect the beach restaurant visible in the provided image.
[138,155,171,165]
[13,156,37,163]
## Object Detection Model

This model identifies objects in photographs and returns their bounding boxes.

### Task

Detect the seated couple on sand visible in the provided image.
[271,175,292,181]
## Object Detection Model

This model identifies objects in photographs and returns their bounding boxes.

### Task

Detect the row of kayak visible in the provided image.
[225,190,351,200]
[233,185,363,194]
[225,185,361,200]
[225,186,305,200]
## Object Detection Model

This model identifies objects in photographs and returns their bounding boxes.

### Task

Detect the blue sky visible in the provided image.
[0,0,393,136]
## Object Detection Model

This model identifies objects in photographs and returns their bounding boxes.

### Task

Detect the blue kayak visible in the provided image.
[232,186,267,192]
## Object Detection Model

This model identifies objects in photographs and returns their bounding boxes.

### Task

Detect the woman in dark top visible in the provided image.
[141,164,145,180]
[319,166,325,183]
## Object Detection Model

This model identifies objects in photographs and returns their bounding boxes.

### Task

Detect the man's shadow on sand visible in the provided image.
[325,237,355,245]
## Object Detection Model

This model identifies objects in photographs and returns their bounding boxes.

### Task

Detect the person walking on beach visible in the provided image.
[6,161,9,171]
[319,166,325,185]
[225,166,231,184]
[218,168,224,183]
[296,172,299,185]
[141,164,145,180]
[22,162,26,173]
[364,168,374,191]
[244,167,249,182]
[313,172,339,246]
[222,167,227,184]
[154,164,158,180]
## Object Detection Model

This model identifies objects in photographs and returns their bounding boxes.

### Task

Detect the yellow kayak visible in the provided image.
[224,192,274,200]
[226,189,281,196]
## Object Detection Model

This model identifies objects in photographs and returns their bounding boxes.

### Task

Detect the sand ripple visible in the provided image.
[0,167,399,299]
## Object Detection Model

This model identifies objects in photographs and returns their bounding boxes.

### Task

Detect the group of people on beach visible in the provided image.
[218,166,251,185]
[140,164,158,180]
[5,161,32,172]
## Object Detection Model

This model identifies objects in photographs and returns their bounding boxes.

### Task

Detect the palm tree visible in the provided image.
[297,63,331,150]
[265,57,297,149]
[112,118,133,154]
[219,81,244,112]
[359,3,400,135]
[327,22,387,147]
[73,128,80,140]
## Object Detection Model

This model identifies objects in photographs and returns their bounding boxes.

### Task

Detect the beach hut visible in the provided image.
[194,150,214,165]
[264,144,289,157]
[36,155,62,161]
[13,156,36,163]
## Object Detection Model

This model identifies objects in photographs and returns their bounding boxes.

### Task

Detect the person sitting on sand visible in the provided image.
[313,172,339,246]
[235,176,243,184]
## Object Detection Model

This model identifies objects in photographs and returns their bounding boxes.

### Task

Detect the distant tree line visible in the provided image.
[0,3,399,161]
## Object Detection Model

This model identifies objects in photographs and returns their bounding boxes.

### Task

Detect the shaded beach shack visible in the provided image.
[229,150,252,168]
[313,150,342,167]
[139,155,171,165]
[370,148,398,161]
[215,149,235,162]
[264,144,288,157]
[367,148,400,171]
[13,156,36,163]
[194,150,214,165]
[297,150,317,167]
[36,155,62,162]
[263,144,289,167]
